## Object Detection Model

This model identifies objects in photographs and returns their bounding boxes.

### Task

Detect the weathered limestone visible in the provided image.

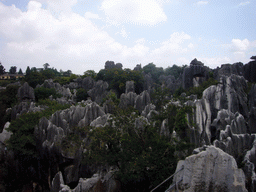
[0,122,12,144]
[134,90,151,113]
[182,59,209,90]
[125,81,134,93]
[202,74,248,119]
[119,92,137,109]
[40,79,72,98]
[88,80,109,104]
[17,82,35,102]
[172,146,247,192]
[215,63,244,80]
[11,101,45,120]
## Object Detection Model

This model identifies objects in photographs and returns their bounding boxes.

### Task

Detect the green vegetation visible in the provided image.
[0,85,19,130]
[164,64,186,79]
[34,87,62,101]
[84,98,192,191]
[96,68,144,96]
[173,78,218,99]
[76,88,89,102]
[143,62,164,84]
[7,99,71,158]
[186,78,218,98]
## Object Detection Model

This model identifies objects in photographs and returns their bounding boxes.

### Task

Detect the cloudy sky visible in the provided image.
[0,0,255,74]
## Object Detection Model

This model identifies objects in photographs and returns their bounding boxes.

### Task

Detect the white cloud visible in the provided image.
[188,43,194,49]
[100,0,167,26]
[221,38,256,65]
[36,0,77,14]
[152,32,191,56]
[0,1,154,73]
[238,1,250,6]
[197,1,208,5]
[116,27,129,38]
[231,38,250,51]
[84,12,100,19]
[135,38,146,44]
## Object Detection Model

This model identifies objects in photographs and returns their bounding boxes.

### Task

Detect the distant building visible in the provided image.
[0,73,24,80]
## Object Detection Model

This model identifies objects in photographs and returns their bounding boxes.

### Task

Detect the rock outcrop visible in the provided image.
[34,101,106,189]
[244,59,256,83]
[214,63,244,80]
[134,90,151,113]
[11,101,45,120]
[88,80,109,104]
[190,74,249,144]
[17,82,35,102]
[125,81,134,93]
[51,171,121,192]
[39,79,72,98]
[0,122,12,144]
[182,58,209,90]
[171,146,247,192]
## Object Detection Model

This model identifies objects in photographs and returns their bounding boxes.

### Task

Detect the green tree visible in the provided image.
[83,70,97,79]
[76,88,88,102]
[42,69,55,79]
[0,62,5,75]
[84,108,186,191]
[9,66,17,74]
[164,64,185,79]
[25,66,31,76]
[0,85,19,130]
[34,87,59,101]
[143,63,164,84]
[43,63,50,70]
[18,68,23,74]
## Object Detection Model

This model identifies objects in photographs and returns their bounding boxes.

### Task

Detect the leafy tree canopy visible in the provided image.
[143,62,164,84]
[9,66,17,74]
[0,62,5,75]
[18,68,23,74]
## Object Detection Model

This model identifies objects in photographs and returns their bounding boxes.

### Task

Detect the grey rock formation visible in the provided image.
[159,74,181,94]
[244,60,256,83]
[102,99,116,114]
[73,171,120,192]
[135,90,151,113]
[17,82,35,102]
[125,81,134,93]
[191,74,249,143]
[119,92,137,109]
[51,170,121,192]
[90,114,111,128]
[143,73,154,91]
[171,146,247,192]
[105,61,122,70]
[202,74,248,119]
[34,101,106,190]
[78,102,105,127]
[0,122,12,144]
[81,76,95,90]
[40,79,72,98]
[134,64,142,71]
[248,84,256,133]
[51,171,65,192]
[88,80,109,104]
[215,63,244,80]
[141,104,156,119]
[214,125,255,160]
[11,101,45,120]
[182,59,209,90]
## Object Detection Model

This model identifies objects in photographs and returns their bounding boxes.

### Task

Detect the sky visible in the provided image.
[0,0,255,74]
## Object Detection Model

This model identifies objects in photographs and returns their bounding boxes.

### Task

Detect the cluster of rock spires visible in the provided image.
[1,57,256,191]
